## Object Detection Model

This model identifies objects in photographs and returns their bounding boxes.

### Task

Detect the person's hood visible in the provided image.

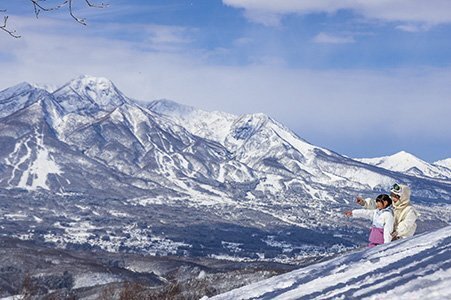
[393,184,411,211]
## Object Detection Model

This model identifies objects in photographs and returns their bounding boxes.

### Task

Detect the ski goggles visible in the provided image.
[390,183,402,196]
[392,183,401,192]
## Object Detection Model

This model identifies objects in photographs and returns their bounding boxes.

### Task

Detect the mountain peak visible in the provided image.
[357,151,451,180]
[53,75,129,114]
[0,82,35,97]
[434,158,451,170]
[62,75,122,101]
[392,150,417,158]
[360,151,426,169]
[0,82,54,119]
[68,75,115,90]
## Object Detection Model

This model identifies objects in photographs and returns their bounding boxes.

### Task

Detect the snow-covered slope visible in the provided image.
[148,99,237,144]
[357,151,451,181]
[0,82,51,118]
[435,158,451,170]
[209,226,451,300]
[148,100,449,201]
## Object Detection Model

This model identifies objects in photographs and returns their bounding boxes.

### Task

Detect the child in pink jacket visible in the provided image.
[345,194,394,247]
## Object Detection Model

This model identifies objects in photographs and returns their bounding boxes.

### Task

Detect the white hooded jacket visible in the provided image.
[352,207,394,244]
[392,185,418,238]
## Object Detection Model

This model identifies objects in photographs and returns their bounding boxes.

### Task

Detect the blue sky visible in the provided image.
[1,0,450,162]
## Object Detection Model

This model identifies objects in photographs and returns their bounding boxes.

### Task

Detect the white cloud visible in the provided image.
[395,24,431,32]
[313,32,355,44]
[143,25,195,51]
[223,0,451,27]
[242,9,284,27]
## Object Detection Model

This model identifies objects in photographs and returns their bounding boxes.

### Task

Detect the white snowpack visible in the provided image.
[209,226,451,300]
[434,158,451,170]
[6,127,63,190]
[0,296,25,300]
[73,272,121,289]
[358,151,451,180]
[148,99,236,144]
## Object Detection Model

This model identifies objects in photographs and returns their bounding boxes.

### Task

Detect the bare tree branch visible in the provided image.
[30,0,68,16]
[70,0,108,25]
[1,15,21,38]
[1,0,108,38]
[85,0,108,9]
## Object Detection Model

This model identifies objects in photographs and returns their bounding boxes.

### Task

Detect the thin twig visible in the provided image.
[68,0,86,25]
[68,0,108,25]
[85,0,108,9]
[30,0,68,18]
[1,0,108,38]
[0,16,21,38]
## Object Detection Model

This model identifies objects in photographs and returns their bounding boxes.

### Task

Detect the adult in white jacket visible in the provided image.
[356,183,418,240]
[390,183,418,239]
[346,194,394,247]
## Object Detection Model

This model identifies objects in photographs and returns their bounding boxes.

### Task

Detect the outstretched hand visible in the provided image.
[344,211,352,217]
[356,196,365,206]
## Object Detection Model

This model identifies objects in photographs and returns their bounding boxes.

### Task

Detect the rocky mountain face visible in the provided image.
[0,76,450,263]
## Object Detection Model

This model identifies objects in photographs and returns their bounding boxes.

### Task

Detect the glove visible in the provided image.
[356,196,365,206]
[391,231,399,240]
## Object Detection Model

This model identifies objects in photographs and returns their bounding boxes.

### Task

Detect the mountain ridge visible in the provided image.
[356,150,451,181]
[0,76,450,264]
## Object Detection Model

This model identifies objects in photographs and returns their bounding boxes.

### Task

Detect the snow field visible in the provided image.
[209,226,451,300]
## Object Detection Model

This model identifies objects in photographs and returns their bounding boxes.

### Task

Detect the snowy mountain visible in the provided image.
[0,77,258,199]
[0,96,148,197]
[356,151,451,181]
[149,99,450,201]
[209,225,451,300]
[0,82,50,118]
[0,77,450,264]
[435,158,451,170]
[53,75,131,115]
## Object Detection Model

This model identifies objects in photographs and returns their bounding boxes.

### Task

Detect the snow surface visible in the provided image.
[73,272,121,289]
[357,151,451,180]
[148,99,237,144]
[0,82,42,118]
[209,226,451,300]
[5,127,63,190]
[435,158,451,170]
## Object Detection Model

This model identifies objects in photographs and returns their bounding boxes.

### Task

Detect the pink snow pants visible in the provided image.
[368,226,384,248]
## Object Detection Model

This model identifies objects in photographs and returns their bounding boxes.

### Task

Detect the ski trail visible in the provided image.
[5,127,63,190]
[28,127,63,190]
[6,136,32,187]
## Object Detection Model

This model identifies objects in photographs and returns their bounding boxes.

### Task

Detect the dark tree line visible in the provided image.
[1,0,107,38]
